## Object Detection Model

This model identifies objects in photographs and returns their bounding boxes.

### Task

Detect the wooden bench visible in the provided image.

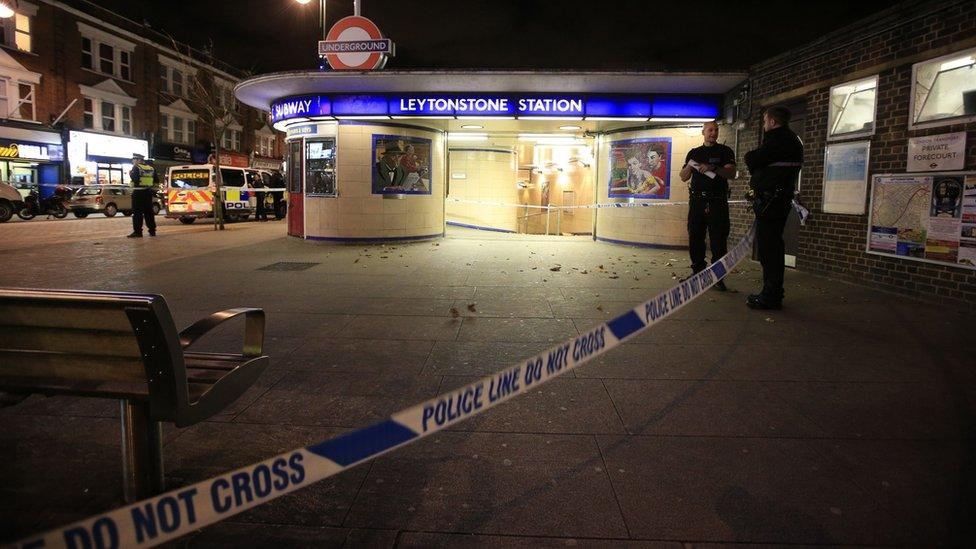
[0,288,269,502]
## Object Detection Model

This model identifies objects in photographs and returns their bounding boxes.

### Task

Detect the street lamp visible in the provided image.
[295,0,325,40]
[0,3,15,18]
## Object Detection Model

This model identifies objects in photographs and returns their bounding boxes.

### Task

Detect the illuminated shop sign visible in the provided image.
[271,94,720,124]
[0,140,65,161]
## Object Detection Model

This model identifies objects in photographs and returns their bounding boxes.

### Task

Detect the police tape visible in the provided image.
[446,197,749,210]
[7,225,756,549]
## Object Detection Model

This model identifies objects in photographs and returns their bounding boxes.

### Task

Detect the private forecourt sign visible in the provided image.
[9,222,756,549]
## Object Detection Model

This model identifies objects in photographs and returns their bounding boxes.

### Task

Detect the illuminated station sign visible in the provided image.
[270,93,721,124]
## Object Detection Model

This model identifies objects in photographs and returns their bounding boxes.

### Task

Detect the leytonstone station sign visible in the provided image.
[269,93,721,126]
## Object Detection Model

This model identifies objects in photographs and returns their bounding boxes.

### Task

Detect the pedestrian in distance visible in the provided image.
[744,105,804,310]
[127,153,158,238]
[679,120,736,291]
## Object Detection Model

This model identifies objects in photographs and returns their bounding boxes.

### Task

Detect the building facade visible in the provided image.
[728,0,976,306]
[0,0,284,189]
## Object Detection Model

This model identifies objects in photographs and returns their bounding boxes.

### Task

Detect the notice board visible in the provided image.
[866,171,976,269]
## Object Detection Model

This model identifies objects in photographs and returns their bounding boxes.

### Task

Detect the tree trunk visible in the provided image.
[213,122,225,230]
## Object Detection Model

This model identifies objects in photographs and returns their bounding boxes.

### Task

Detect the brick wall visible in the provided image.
[1,0,284,160]
[729,0,976,306]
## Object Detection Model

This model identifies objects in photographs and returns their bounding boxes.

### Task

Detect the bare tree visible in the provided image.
[166,37,243,230]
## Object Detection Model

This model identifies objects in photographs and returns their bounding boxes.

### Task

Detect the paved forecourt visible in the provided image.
[1,218,973,547]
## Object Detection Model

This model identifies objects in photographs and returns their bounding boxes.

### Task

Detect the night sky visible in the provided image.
[90,0,895,74]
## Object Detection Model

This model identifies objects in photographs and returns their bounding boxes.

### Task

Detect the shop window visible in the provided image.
[911,48,976,128]
[0,9,32,52]
[83,98,94,128]
[827,75,877,140]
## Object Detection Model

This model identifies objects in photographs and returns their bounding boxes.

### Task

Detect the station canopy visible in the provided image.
[235,70,747,134]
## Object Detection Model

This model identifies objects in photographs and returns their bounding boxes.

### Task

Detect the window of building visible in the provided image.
[911,48,976,129]
[827,75,877,141]
[78,23,136,82]
[83,98,94,128]
[121,106,131,135]
[101,100,115,132]
[0,3,34,52]
[172,69,184,97]
[0,78,35,120]
[159,113,197,145]
[222,128,241,151]
[81,95,134,135]
[255,133,275,156]
[98,43,114,75]
[214,80,237,111]
[82,37,93,69]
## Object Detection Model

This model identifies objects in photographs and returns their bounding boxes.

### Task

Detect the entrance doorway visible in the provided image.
[445,124,598,236]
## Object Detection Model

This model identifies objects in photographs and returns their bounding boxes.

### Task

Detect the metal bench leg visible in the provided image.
[120,400,165,502]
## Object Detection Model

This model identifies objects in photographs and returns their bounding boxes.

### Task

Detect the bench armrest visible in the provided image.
[178,308,265,357]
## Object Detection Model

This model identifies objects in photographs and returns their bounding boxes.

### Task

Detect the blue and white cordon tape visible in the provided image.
[8,225,756,549]
[445,197,748,210]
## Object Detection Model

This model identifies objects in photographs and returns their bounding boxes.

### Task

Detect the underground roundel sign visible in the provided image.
[319,16,395,70]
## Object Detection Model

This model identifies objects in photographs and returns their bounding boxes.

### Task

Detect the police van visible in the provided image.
[166,164,286,224]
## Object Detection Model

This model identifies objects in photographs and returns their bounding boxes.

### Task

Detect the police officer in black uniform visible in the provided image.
[744,105,803,309]
[679,121,736,291]
[127,153,158,238]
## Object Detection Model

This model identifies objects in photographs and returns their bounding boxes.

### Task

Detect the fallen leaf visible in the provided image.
[665,262,673,267]
[580,270,588,274]
[671,272,677,279]
[609,275,619,279]
[467,303,477,312]
[550,266,561,272]
[450,307,460,318]
[354,258,359,263]
[765,317,775,323]
[596,305,604,311]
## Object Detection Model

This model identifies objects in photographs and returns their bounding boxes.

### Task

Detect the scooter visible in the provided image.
[17,185,72,220]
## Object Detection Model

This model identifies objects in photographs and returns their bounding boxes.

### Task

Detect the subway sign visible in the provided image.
[270,94,720,123]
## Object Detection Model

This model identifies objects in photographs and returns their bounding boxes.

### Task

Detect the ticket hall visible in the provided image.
[235,71,745,247]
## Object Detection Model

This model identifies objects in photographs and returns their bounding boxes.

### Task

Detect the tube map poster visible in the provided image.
[866,172,976,269]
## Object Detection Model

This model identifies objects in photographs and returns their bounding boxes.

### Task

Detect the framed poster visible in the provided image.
[608,137,671,199]
[372,134,432,195]
[823,140,870,214]
[866,171,976,269]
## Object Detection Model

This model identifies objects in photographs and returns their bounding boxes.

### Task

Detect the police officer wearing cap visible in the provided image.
[127,153,158,238]
[744,105,803,309]
[679,121,736,291]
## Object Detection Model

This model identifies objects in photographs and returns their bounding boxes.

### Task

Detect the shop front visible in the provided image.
[67,131,149,186]
[0,126,64,195]
[236,71,744,245]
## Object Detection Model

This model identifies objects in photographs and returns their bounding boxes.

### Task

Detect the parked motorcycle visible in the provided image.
[17,185,73,220]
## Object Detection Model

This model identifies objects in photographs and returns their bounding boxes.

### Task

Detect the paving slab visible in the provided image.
[343,432,629,538]
[596,435,919,545]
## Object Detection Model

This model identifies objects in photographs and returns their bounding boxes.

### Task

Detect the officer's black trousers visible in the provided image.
[687,198,729,273]
[756,213,789,301]
[255,191,267,220]
[131,188,156,234]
